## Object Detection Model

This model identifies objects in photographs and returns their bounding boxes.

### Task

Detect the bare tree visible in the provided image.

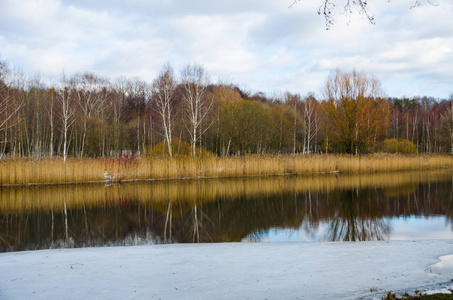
[112,76,148,155]
[130,78,149,155]
[302,93,319,154]
[26,76,49,157]
[450,95,453,155]
[47,88,56,157]
[181,64,213,156]
[152,63,177,157]
[282,92,304,154]
[57,74,76,163]
[440,95,453,155]
[71,72,109,157]
[112,77,129,155]
[0,62,24,156]
[321,69,390,154]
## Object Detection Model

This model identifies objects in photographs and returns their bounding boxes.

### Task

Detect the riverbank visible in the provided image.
[0,241,452,299]
[1,154,453,186]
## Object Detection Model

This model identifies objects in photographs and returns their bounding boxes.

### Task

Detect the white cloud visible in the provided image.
[0,0,452,98]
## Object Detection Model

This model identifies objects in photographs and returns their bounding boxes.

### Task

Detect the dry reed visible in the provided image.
[0,154,452,186]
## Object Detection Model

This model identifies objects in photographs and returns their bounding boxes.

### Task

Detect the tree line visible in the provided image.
[1,59,453,158]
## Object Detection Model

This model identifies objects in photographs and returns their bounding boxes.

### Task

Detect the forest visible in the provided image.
[1,58,453,159]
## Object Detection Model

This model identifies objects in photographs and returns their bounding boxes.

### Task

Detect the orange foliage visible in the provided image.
[321,69,391,153]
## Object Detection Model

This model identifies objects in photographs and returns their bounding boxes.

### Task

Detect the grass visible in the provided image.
[384,290,453,299]
[0,154,453,186]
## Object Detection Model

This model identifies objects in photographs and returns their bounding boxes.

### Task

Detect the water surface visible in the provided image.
[1,170,453,252]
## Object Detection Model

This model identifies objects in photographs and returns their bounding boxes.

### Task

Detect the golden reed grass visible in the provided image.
[0,154,453,186]
[1,169,451,214]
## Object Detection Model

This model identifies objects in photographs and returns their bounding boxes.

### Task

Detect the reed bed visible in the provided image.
[0,154,452,186]
[1,169,451,214]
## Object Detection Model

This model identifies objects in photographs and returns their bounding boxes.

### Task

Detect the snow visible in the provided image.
[0,241,452,299]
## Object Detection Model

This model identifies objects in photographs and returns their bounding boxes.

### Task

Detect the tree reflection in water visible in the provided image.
[0,170,453,252]
[326,189,391,241]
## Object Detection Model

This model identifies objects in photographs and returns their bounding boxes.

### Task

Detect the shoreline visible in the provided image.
[1,240,452,299]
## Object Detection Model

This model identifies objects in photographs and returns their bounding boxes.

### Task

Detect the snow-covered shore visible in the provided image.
[1,241,453,299]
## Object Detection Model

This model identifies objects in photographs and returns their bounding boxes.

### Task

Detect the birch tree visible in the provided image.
[181,64,213,156]
[302,93,320,154]
[152,63,177,156]
[47,88,56,157]
[57,74,76,163]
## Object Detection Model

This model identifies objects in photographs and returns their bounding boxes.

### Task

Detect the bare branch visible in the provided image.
[290,0,437,29]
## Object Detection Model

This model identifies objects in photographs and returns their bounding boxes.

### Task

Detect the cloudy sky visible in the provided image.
[1,0,452,98]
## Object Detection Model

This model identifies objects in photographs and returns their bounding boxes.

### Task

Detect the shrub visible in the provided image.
[382,139,417,154]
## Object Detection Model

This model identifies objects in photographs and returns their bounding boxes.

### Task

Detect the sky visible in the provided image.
[0,0,452,99]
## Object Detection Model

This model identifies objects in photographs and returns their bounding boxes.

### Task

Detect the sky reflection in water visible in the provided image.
[251,216,453,243]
